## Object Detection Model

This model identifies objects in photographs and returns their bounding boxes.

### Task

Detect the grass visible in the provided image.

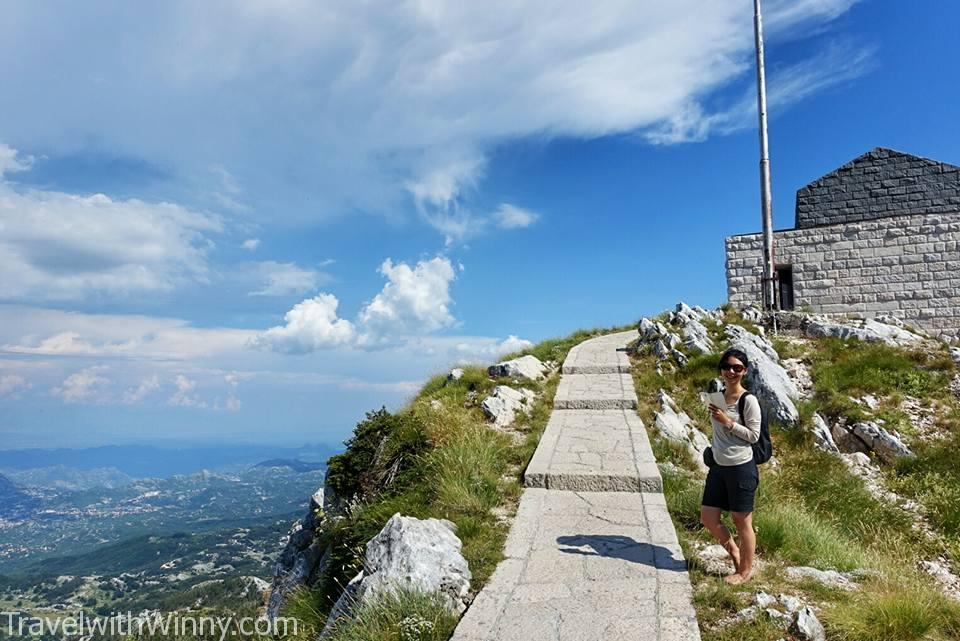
[324,589,459,641]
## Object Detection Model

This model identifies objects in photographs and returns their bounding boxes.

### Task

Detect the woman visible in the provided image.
[700,348,762,585]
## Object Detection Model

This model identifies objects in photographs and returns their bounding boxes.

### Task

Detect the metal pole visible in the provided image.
[754,0,777,311]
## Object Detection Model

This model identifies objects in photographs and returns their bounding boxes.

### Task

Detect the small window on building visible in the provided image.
[776,265,795,311]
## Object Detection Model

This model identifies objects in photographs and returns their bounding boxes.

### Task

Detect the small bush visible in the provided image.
[826,584,960,641]
[752,502,866,570]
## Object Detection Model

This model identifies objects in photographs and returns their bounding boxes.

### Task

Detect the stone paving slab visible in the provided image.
[451,489,700,641]
[553,373,638,410]
[561,329,638,374]
[525,410,661,492]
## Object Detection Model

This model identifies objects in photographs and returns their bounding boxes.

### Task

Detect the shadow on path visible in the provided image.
[556,535,687,572]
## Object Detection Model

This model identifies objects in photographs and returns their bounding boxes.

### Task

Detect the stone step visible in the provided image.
[524,409,662,492]
[560,329,637,375]
[553,372,638,410]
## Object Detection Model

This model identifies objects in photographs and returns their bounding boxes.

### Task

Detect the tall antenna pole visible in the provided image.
[754,0,777,311]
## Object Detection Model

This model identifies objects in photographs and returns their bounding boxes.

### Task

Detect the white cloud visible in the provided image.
[248,261,326,297]
[255,256,458,353]
[357,257,457,341]
[0,162,223,301]
[0,143,33,176]
[645,40,876,144]
[0,373,30,397]
[452,335,534,361]
[168,374,205,407]
[492,204,539,230]
[241,238,261,251]
[2,307,255,360]
[252,293,357,354]
[0,2,865,237]
[54,366,111,403]
[122,375,160,404]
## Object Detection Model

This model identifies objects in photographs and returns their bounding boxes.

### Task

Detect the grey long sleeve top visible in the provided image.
[710,392,762,466]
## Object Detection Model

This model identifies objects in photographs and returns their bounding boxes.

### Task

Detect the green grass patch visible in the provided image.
[324,589,459,641]
[826,583,960,641]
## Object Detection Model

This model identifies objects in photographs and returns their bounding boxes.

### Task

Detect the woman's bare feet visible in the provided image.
[723,572,752,585]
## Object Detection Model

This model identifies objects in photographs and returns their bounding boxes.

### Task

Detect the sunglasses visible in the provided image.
[719,363,745,374]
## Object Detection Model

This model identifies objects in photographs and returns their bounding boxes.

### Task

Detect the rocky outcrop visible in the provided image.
[785,566,860,591]
[791,607,826,641]
[805,317,923,347]
[725,326,799,426]
[654,391,710,472]
[267,487,329,619]
[481,385,536,426]
[447,368,465,382]
[831,420,912,463]
[320,514,471,637]
[488,355,547,380]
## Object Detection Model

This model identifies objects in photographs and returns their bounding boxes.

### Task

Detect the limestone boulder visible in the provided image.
[320,514,471,637]
[654,390,710,471]
[851,421,912,463]
[811,414,840,454]
[950,347,960,367]
[725,324,780,363]
[481,385,536,427]
[681,318,714,354]
[488,355,546,380]
[447,368,465,382]
[791,607,826,641]
[725,333,799,426]
[785,566,858,591]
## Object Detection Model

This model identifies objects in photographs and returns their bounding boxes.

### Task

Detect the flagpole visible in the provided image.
[754,0,777,311]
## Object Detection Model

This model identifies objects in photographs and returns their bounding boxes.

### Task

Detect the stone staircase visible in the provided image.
[452,330,702,641]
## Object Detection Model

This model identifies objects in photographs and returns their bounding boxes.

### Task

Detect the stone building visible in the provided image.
[725,147,960,338]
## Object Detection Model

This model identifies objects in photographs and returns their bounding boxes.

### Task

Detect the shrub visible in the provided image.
[325,589,458,641]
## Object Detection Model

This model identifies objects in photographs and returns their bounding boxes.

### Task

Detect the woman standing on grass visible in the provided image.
[700,348,762,585]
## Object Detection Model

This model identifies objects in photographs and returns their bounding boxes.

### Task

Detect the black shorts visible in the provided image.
[702,460,759,513]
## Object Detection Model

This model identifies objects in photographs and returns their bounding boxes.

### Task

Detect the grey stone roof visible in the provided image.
[794,147,960,229]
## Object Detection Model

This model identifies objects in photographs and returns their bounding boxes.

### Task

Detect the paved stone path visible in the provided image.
[453,330,701,641]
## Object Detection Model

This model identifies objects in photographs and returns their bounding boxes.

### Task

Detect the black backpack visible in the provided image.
[738,392,773,464]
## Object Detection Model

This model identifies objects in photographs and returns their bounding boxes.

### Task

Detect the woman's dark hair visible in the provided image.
[718,348,750,371]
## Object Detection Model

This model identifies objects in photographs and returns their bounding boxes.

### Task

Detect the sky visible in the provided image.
[1,0,958,450]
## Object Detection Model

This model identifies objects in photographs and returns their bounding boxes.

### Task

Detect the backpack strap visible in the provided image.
[737,392,751,422]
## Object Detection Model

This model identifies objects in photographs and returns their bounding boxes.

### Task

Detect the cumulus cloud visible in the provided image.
[248,261,327,297]
[357,257,457,339]
[122,375,160,404]
[255,256,458,353]
[241,238,261,251]
[0,373,30,397]
[0,143,33,176]
[0,156,223,301]
[251,293,357,354]
[54,366,111,403]
[0,2,866,237]
[168,374,205,407]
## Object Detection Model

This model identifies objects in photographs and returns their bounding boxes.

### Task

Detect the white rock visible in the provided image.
[853,421,912,463]
[765,608,793,629]
[653,339,670,359]
[785,566,858,591]
[682,318,715,354]
[672,349,689,367]
[726,324,781,362]
[321,515,471,638]
[430,399,443,410]
[654,390,710,471]
[805,317,923,348]
[753,591,777,608]
[791,607,826,641]
[811,414,840,454]
[481,385,536,427]
[950,347,960,367]
[447,368,465,382]
[726,332,800,426]
[778,594,804,613]
[488,355,546,380]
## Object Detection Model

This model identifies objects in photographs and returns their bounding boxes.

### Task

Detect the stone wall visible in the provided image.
[726,212,960,339]
[795,148,960,229]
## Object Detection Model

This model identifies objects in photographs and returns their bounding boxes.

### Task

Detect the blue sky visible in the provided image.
[1,0,957,449]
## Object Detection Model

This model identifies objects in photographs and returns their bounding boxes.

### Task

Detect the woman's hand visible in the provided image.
[709,404,734,429]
